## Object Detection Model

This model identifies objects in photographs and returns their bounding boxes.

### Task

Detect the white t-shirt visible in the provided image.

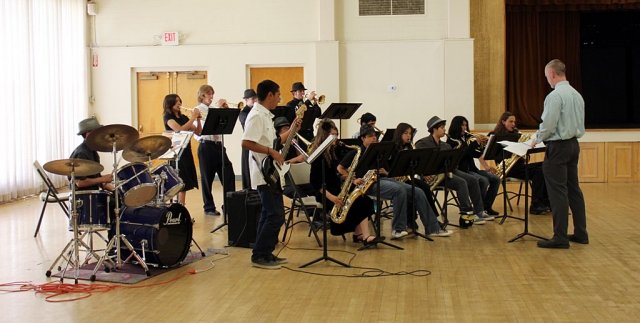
[193,103,220,142]
[242,102,276,189]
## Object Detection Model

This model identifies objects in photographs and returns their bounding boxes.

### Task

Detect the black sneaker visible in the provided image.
[251,258,281,269]
[270,254,288,264]
[205,210,221,216]
[484,208,499,216]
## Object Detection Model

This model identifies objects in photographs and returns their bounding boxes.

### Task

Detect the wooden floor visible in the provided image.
[1,182,639,322]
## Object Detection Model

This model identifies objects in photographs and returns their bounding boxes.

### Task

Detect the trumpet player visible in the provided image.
[286,82,321,142]
[239,89,257,190]
[351,112,377,138]
[194,85,236,216]
[447,116,500,216]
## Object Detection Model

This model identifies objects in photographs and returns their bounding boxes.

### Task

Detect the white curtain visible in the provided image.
[0,0,87,202]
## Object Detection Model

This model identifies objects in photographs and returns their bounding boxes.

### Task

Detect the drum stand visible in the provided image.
[90,142,151,281]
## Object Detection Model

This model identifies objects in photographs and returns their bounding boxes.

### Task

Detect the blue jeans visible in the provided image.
[468,170,500,210]
[252,185,285,262]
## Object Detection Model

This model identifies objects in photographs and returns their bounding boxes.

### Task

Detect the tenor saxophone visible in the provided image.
[329,148,377,224]
[495,133,532,181]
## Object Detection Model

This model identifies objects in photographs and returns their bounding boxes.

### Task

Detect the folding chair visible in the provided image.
[498,177,530,212]
[281,163,323,247]
[432,185,460,216]
[33,160,71,237]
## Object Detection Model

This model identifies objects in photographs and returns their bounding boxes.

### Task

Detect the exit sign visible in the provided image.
[162,31,179,46]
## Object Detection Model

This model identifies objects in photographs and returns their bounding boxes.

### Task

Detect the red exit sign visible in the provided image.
[162,31,179,46]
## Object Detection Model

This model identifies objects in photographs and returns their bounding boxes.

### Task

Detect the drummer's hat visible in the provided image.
[77,117,103,135]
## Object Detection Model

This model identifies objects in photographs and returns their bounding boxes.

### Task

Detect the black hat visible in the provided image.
[243,89,257,99]
[427,116,446,130]
[274,117,291,129]
[77,117,103,135]
[359,124,376,138]
[291,82,307,92]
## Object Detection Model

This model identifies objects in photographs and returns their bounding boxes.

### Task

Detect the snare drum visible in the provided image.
[117,204,192,268]
[116,162,157,207]
[74,190,110,229]
[150,164,184,202]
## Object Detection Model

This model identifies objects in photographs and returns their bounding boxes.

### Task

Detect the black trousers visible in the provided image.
[543,138,587,242]
[241,148,251,190]
[507,161,548,203]
[198,141,236,212]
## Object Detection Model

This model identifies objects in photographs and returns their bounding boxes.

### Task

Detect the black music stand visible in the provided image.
[423,149,464,229]
[387,148,437,241]
[509,146,548,243]
[482,133,520,224]
[379,129,396,142]
[353,142,402,250]
[271,106,288,121]
[320,103,362,138]
[299,135,350,268]
[203,108,241,234]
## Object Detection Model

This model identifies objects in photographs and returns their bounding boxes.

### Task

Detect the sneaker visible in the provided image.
[479,211,495,221]
[205,210,221,216]
[251,258,281,269]
[473,215,486,225]
[429,229,453,237]
[391,230,408,239]
[484,208,500,216]
[270,254,288,264]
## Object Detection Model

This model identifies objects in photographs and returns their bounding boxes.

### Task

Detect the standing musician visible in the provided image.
[309,119,383,246]
[415,116,490,224]
[239,88,257,190]
[338,124,447,239]
[447,116,500,216]
[242,79,300,270]
[480,112,550,215]
[388,122,448,234]
[351,112,377,138]
[194,85,236,216]
[286,82,321,142]
[163,94,201,205]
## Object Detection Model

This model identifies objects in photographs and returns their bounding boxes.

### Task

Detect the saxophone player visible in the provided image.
[309,119,382,246]
[338,124,448,239]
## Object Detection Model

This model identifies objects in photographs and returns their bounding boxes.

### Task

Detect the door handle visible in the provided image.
[138,124,143,132]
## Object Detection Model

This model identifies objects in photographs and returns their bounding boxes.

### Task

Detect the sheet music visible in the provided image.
[480,134,496,159]
[498,139,545,157]
[158,131,193,160]
[306,134,337,163]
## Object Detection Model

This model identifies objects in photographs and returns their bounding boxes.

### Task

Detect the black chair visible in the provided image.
[33,160,71,237]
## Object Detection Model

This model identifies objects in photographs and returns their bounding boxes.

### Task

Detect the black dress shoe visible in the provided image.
[537,239,570,249]
[568,234,589,244]
[529,204,550,215]
[484,208,499,216]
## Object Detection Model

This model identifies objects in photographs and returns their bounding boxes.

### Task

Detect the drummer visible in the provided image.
[70,118,114,191]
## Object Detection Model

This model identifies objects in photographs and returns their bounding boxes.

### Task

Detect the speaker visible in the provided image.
[227,189,261,248]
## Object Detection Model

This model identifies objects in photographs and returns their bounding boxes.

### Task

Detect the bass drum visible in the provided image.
[117,204,192,268]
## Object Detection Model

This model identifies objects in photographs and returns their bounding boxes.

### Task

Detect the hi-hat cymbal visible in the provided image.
[122,135,172,163]
[43,158,104,177]
[86,124,139,152]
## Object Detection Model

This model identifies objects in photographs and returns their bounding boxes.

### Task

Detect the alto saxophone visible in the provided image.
[329,148,378,224]
[495,133,532,181]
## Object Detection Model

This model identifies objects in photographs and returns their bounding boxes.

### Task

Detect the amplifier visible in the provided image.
[226,189,261,248]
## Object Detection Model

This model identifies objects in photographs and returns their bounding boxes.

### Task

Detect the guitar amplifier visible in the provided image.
[227,189,261,248]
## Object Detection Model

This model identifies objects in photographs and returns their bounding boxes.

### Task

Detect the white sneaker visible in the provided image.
[473,215,486,225]
[429,229,453,237]
[480,211,495,221]
[391,230,408,239]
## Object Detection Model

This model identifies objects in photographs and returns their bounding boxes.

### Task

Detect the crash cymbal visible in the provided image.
[43,158,104,177]
[122,135,172,163]
[86,124,139,152]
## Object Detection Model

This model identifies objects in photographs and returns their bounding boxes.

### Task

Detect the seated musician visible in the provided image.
[447,116,500,216]
[388,122,447,233]
[351,112,377,138]
[286,82,321,142]
[415,116,491,224]
[479,112,550,215]
[309,119,382,246]
[338,123,450,239]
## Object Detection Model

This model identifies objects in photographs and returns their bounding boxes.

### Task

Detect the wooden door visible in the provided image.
[249,67,304,105]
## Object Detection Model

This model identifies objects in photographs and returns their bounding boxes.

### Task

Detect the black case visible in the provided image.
[226,189,261,248]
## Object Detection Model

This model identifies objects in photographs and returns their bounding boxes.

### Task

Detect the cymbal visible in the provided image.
[43,158,104,177]
[86,124,139,152]
[122,135,172,163]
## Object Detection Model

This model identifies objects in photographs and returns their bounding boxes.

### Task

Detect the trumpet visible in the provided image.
[223,101,245,109]
[304,93,325,105]
[180,106,205,119]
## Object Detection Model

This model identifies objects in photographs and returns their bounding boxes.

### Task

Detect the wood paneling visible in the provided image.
[470,0,506,124]
[249,67,304,104]
[606,142,638,182]
[578,142,605,183]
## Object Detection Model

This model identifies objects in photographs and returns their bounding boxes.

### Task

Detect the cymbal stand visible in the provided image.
[91,141,151,281]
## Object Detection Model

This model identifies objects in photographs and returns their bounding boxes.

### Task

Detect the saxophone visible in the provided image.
[329,148,378,224]
[427,135,457,190]
[495,133,532,181]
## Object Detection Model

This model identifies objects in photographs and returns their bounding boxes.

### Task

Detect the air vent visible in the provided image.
[359,0,424,16]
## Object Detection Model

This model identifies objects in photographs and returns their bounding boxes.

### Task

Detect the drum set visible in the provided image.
[43,124,202,283]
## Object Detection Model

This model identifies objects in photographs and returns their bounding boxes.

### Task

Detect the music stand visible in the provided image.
[202,108,240,234]
[271,106,288,121]
[298,135,350,268]
[353,141,403,250]
[423,149,464,229]
[387,148,437,241]
[319,103,362,138]
[508,146,548,243]
[482,133,520,224]
[379,129,396,142]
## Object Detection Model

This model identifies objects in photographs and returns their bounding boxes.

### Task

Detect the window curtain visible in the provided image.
[0,0,87,202]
